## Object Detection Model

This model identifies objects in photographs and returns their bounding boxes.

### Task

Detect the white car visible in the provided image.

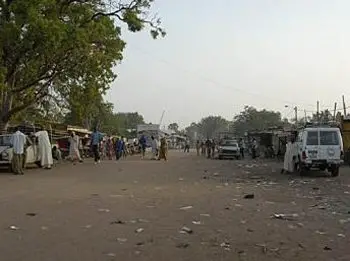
[0,134,40,171]
[295,127,343,176]
[218,140,240,159]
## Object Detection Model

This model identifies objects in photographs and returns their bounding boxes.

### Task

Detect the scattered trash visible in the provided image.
[288,224,297,229]
[109,194,124,198]
[134,251,141,255]
[26,213,37,217]
[337,234,346,238]
[224,182,229,186]
[272,213,299,221]
[265,201,275,205]
[247,228,254,232]
[91,193,99,196]
[180,226,193,234]
[178,178,184,181]
[339,218,350,224]
[135,228,144,233]
[179,206,193,210]
[110,220,125,225]
[234,204,242,207]
[255,244,267,254]
[312,187,320,191]
[225,207,231,210]
[9,225,19,230]
[192,221,202,225]
[240,220,247,224]
[244,194,255,199]
[323,246,332,251]
[213,172,219,176]
[84,225,92,229]
[315,230,327,235]
[176,242,190,248]
[220,242,231,251]
[136,241,145,246]
[200,214,210,217]
[298,243,305,249]
[117,238,127,243]
[98,208,110,213]
[41,226,48,230]
[106,253,116,257]
[137,218,149,223]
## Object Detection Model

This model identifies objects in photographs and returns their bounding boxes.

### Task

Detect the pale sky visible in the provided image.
[107,0,350,128]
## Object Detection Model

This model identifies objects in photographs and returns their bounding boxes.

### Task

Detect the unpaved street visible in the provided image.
[0,151,349,261]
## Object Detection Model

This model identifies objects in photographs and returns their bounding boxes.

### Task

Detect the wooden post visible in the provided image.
[317,101,320,122]
[343,95,347,116]
[333,102,337,120]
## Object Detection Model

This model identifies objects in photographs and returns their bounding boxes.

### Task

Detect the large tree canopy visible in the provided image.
[197,116,229,139]
[233,106,283,135]
[0,0,164,132]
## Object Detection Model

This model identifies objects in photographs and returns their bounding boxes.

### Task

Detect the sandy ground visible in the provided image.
[0,151,349,261]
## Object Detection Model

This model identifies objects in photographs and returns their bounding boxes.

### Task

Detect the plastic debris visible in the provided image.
[176,242,190,248]
[244,194,255,199]
[178,178,184,181]
[117,238,127,243]
[200,214,210,217]
[315,230,327,235]
[179,206,193,210]
[135,228,144,233]
[339,218,350,224]
[106,253,116,257]
[110,220,125,225]
[84,225,92,229]
[192,221,202,225]
[9,225,19,230]
[337,234,346,238]
[41,226,48,230]
[26,213,37,217]
[272,213,299,221]
[180,226,193,234]
[220,242,231,251]
[98,208,110,213]
[323,246,332,251]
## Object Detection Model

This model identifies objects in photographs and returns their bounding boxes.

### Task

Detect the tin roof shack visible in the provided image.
[341,116,350,164]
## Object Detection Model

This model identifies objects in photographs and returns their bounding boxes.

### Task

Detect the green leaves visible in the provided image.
[0,0,164,129]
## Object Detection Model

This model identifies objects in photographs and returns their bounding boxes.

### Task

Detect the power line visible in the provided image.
[128,44,348,113]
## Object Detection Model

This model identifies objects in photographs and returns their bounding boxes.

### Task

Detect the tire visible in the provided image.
[218,156,223,160]
[331,166,340,177]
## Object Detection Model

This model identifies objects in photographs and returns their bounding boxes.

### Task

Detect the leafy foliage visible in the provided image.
[233,106,283,136]
[0,0,164,131]
[168,122,179,133]
[197,116,229,138]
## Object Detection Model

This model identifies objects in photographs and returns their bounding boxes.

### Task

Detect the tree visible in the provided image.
[168,123,179,133]
[233,106,283,136]
[197,116,229,138]
[0,0,164,132]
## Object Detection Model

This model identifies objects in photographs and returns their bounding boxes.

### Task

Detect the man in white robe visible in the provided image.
[151,136,159,160]
[35,131,53,169]
[282,137,297,173]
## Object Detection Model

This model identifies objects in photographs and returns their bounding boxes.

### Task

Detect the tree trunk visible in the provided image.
[0,119,9,134]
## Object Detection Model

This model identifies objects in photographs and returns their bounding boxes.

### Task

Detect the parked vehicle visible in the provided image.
[295,127,343,176]
[218,139,240,159]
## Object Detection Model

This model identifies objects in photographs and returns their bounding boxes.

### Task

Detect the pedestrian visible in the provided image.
[158,137,168,161]
[201,141,205,155]
[251,138,258,159]
[282,136,298,174]
[206,139,211,158]
[139,134,147,159]
[69,131,83,164]
[115,137,123,160]
[239,138,245,159]
[106,137,113,160]
[196,140,200,156]
[211,139,216,158]
[151,136,159,160]
[10,127,26,175]
[91,127,102,164]
[184,139,190,153]
[121,136,127,158]
[35,130,53,169]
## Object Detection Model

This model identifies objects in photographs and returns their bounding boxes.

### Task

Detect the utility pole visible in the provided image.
[294,106,298,125]
[342,95,347,116]
[333,102,337,120]
[317,101,320,122]
[304,110,307,123]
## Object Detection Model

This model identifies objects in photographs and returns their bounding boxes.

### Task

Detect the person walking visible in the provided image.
[91,127,102,164]
[139,134,147,159]
[158,137,168,161]
[151,136,159,160]
[205,139,211,159]
[196,140,200,156]
[69,131,83,164]
[239,138,245,159]
[211,139,216,158]
[11,127,26,175]
[115,137,124,160]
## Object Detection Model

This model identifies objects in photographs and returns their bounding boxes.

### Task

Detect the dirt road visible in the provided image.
[0,151,349,261]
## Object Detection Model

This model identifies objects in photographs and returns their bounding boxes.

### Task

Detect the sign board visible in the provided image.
[137,124,160,133]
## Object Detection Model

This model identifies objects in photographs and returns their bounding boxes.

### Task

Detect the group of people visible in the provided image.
[195,139,217,158]
[149,135,168,161]
[10,127,54,175]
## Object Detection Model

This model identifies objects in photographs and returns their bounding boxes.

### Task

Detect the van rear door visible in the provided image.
[305,130,319,160]
[319,130,341,160]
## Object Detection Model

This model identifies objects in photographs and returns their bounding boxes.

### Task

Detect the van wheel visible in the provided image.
[331,166,340,177]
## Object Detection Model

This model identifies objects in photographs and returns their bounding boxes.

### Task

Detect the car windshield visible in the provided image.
[320,131,339,145]
[0,135,12,146]
[222,140,237,146]
[306,131,318,145]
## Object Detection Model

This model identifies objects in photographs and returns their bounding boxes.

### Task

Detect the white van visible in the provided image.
[296,127,343,176]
